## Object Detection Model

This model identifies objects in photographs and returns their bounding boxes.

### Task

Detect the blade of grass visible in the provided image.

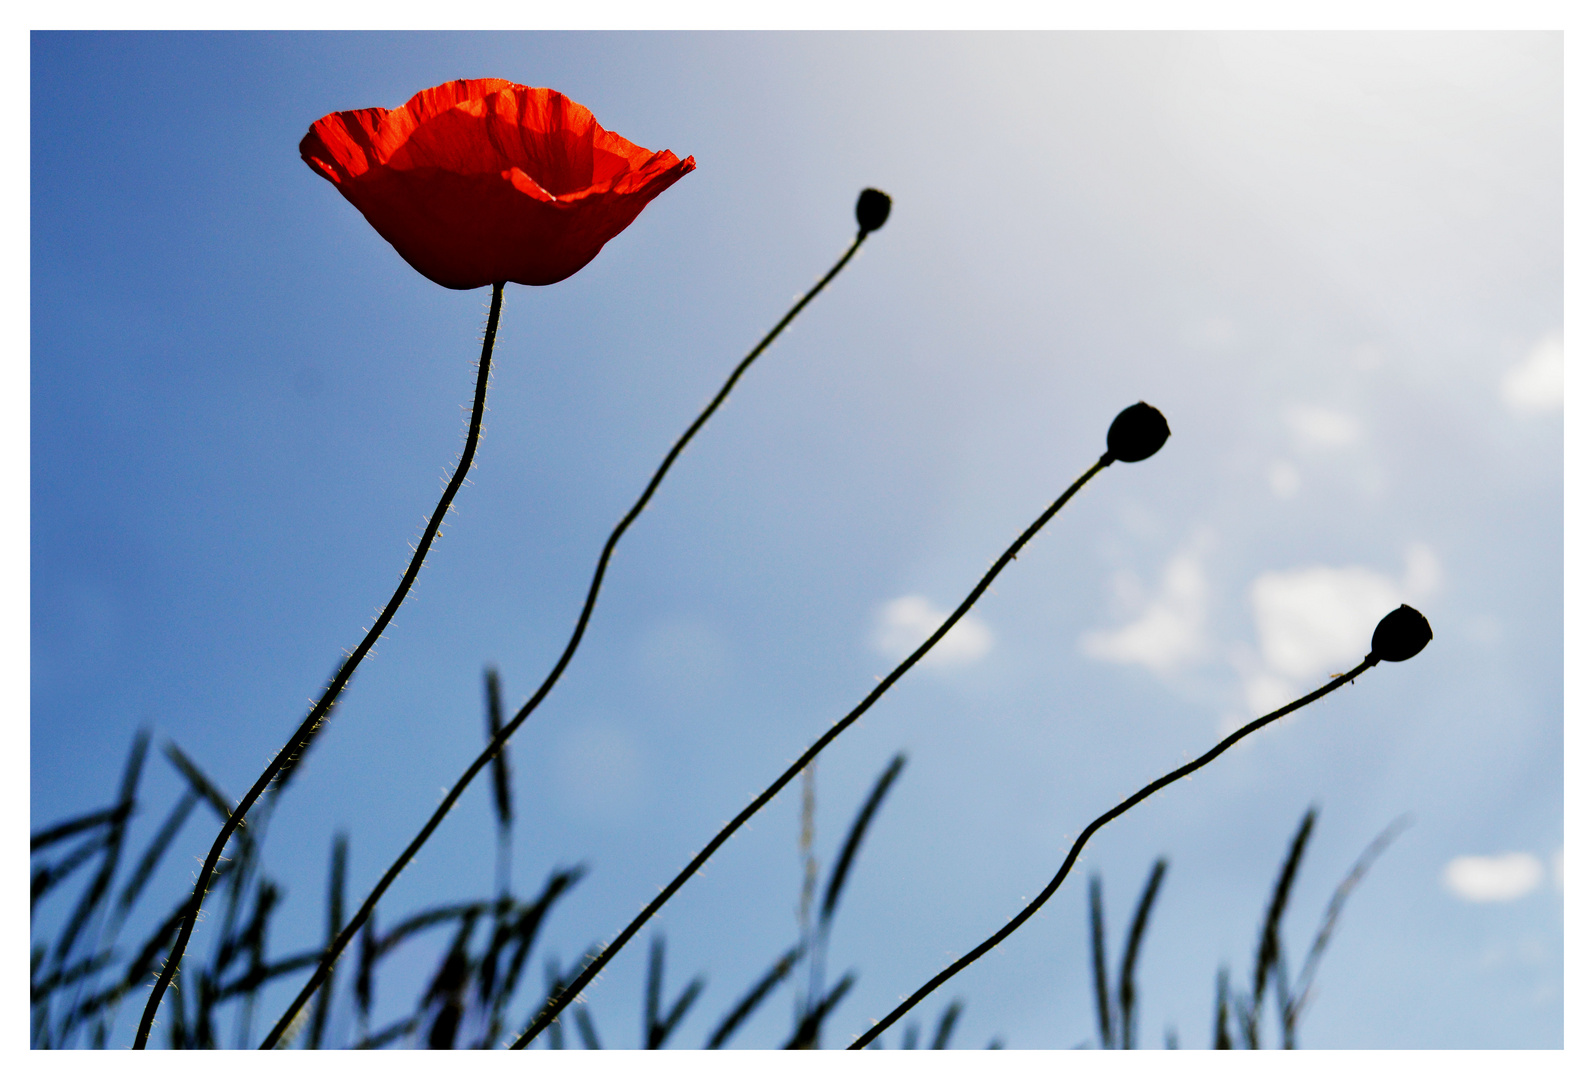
[109,789,199,934]
[1214,967,1232,1049]
[485,667,514,898]
[821,753,907,927]
[644,935,663,1048]
[704,943,805,1049]
[1285,813,1412,1042]
[52,731,148,968]
[573,1005,602,1049]
[1089,874,1113,1049]
[643,934,706,1048]
[1248,808,1315,1048]
[422,912,478,1049]
[930,999,963,1049]
[489,870,586,1029]
[785,973,854,1049]
[1117,858,1168,1049]
[31,950,114,1003]
[307,833,347,1049]
[31,803,130,852]
[32,834,109,912]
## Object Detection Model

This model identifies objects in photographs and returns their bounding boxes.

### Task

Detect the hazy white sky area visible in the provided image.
[31,32,1561,1049]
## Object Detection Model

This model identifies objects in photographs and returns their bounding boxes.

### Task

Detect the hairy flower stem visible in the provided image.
[133,282,506,1049]
[847,655,1380,1048]
[510,452,1115,1049]
[262,231,873,1049]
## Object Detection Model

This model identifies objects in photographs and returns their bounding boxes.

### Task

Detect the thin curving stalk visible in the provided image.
[134,283,505,1048]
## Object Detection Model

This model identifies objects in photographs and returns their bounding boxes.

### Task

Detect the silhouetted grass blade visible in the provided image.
[32,834,109,912]
[485,667,513,832]
[821,753,906,926]
[1285,814,1411,1043]
[307,833,347,1048]
[355,916,377,1026]
[52,730,148,970]
[784,973,854,1049]
[31,950,114,1003]
[421,911,479,1049]
[1118,858,1168,1048]
[163,741,246,850]
[573,1005,602,1049]
[31,803,130,852]
[1214,967,1233,1049]
[111,789,199,933]
[1248,808,1314,1047]
[1089,874,1113,1049]
[705,943,805,1048]
[490,868,586,1017]
[644,935,705,1048]
[930,999,963,1049]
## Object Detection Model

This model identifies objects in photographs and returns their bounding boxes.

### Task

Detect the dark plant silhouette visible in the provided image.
[29,103,1440,1047]
[1212,808,1412,1049]
[1088,858,1168,1049]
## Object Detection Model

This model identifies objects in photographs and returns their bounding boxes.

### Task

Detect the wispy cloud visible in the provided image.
[1080,548,1208,676]
[1443,853,1544,902]
[1501,334,1562,415]
[871,595,993,668]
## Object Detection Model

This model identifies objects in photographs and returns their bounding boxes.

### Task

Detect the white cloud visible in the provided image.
[1286,405,1361,449]
[1501,334,1563,414]
[1250,565,1402,681]
[1443,853,1544,902]
[1081,551,1208,675]
[872,595,993,668]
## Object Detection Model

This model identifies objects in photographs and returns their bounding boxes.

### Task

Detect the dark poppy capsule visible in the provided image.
[1105,402,1170,463]
[856,188,892,234]
[1369,604,1432,663]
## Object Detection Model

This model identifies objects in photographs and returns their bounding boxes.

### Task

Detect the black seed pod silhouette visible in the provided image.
[1105,402,1170,463]
[1370,604,1432,663]
[856,189,892,234]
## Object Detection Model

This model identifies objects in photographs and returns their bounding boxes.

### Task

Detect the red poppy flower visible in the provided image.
[300,80,695,290]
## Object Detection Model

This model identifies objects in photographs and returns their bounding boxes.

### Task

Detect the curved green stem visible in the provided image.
[509,453,1115,1049]
[261,232,872,1049]
[847,655,1379,1048]
[133,282,505,1049]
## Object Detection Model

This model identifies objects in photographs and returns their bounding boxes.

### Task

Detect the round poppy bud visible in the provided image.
[1369,604,1433,663]
[1105,402,1170,463]
[856,188,892,234]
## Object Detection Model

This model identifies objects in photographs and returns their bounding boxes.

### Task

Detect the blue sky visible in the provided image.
[30,32,1562,1049]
